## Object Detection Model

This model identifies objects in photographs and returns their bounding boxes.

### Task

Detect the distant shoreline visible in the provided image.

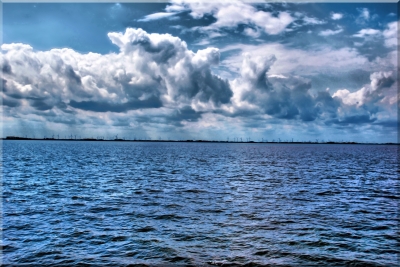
[1,136,398,145]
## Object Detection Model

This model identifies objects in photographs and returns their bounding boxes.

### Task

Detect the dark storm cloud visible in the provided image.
[2,96,21,107]
[330,114,376,125]
[261,84,319,122]
[314,90,341,118]
[112,119,130,127]
[187,69,232,105]
[373,120,399,128]
[2,78,8,92]
[373,72,395,90]
[2,60,12,74]
[132,37,178,63]
[69,96,163,113]
[169,106,203,125]
[49,116,78,125]
[266,97,298,120]
[30,99,54,111]
[65,65,82,85]
[130,106,203,127]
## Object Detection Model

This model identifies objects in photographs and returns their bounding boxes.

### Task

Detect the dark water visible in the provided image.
[2,141,399,266]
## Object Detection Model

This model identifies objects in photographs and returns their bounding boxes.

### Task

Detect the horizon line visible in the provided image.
[2,136,399,145]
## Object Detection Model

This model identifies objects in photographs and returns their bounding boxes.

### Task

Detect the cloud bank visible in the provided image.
[1,28,232,127]
[1,11,398,142]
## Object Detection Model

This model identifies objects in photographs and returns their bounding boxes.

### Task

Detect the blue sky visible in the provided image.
[1,1,398,142]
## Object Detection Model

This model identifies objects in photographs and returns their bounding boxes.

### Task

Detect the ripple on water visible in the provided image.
[3,141,399,266]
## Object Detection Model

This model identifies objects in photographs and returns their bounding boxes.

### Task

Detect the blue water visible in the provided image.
[2,141,399,266]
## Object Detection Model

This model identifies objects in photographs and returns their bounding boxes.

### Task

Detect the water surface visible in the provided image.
[3,141,399,266]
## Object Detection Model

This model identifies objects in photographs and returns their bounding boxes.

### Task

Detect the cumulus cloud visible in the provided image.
[1,25,397,139]
[226,54,340,122]
[142,0,294,36]
[331,13,343,20]
[333,71,396,107]
[220,51,397,128]
[327,71,397,126]
[353,28,380,38]
[1,28,232,126]
[383,21,398,47]
[352,21,397,51]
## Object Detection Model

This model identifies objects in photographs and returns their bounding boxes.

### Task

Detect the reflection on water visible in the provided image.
[3,141,399,266]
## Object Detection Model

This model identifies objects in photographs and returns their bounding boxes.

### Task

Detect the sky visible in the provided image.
[1,1,398,142]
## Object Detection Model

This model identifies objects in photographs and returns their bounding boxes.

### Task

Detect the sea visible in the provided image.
[2,141,399,266]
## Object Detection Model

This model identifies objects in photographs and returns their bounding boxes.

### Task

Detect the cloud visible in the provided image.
[331,13,343,20]
[328,71,397,127]
[69,97,163,113]
[356,8,374,25]
[319,28,343,36]
[243,27,261,38]
[226,53,340,122]
[332,71,396,107]
[383,21,397,47]
[352,21,397,50]
[302,16,326,25]
[1,59,12,74]
[330,114,376,125]
[142,0,294,36]
[220,43,369,77]
[138,12,177,22]
[221,50,397,129]
[206,3,294,35]
[1,20,397,141]
[1,28,232,125]
[358,8,370,21]
[239,53,276,92]
[353,28,381,38]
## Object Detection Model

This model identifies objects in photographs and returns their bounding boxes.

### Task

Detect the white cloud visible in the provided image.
[243,28,261,38]
[197,1,294,35]
[220,43,369,77]
[331,13,343,20]
[353,28,381,38]
[268,74,288,79]
[142,0,294,36]
[333,71,396,107]
[1,28,233,121]
[319,28,343,36]
[332,88,366,106]
[138,12,177,22]
[226,53,340,122]
[303,16,326,25]
[383,21,398,47]
[1,23,397,140]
